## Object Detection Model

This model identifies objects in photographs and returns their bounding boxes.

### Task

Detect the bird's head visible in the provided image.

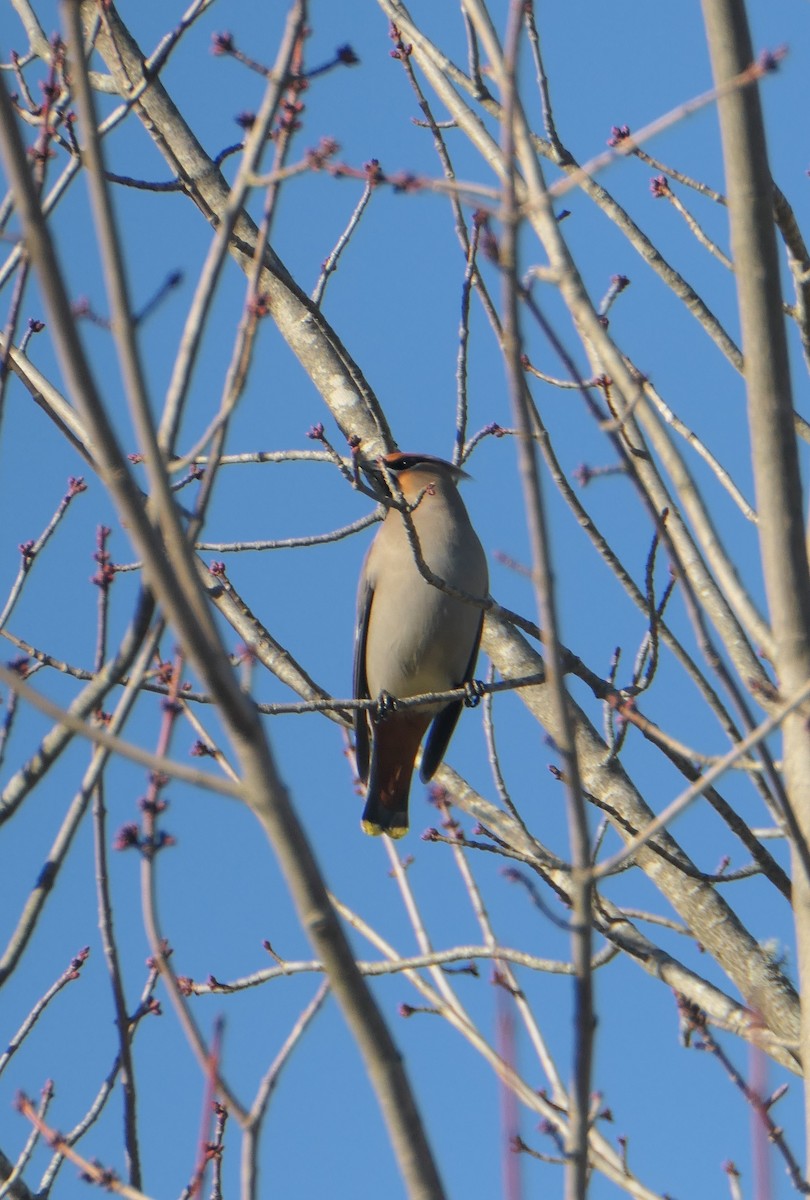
[368,451,469,502]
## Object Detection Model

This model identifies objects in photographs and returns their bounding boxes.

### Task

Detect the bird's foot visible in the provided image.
[463,679,485,708]
[374,690,398,721]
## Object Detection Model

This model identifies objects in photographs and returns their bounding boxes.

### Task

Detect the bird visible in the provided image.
[353,451,488,838]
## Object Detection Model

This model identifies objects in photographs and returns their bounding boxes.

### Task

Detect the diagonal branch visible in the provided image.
[0,13,446,1194]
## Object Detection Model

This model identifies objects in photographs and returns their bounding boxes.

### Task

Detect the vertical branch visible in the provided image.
[241,981,330,1200]
[454,216,480,466]
[63,0,220,644]
[700,0,810,1169]
[156,0,307,455]
[91,526,142,1189]
[497,4,593,1196]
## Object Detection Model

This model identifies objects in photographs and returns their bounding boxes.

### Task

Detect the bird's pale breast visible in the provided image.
[364,483,487,703]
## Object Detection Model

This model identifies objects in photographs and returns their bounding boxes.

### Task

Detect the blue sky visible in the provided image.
[1,2,809,1197]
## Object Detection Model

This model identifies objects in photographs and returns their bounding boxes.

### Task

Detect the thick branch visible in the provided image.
[0,32,445,1198]
[481,610,801,1054]
[702,0,810,1157]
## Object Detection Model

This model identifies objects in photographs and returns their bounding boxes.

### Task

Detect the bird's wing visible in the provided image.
[353,572,374,784]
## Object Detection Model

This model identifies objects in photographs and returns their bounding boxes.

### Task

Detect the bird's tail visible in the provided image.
[361,784,410,839]
[361,713,429,839]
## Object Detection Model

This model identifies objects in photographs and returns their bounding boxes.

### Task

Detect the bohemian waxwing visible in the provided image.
[353,451,488,838]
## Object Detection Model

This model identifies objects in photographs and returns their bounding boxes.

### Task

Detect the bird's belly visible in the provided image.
[365,589,479,703]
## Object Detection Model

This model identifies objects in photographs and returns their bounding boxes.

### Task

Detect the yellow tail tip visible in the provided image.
[361,819,409,839]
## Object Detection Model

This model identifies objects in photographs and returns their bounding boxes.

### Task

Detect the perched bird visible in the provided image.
[354,451,488,838]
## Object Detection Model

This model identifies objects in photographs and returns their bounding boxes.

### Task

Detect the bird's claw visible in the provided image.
[374,690,398,721]
[463,679,485,708]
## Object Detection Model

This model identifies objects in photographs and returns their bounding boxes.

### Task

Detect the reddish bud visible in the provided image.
[113,824,141,851]
[607,124,631,147]
[211,32,235,56]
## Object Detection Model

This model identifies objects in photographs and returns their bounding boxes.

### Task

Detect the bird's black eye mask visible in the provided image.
[362,452,469,502]
[378,452,469,479]
[385,454,427,472]
[362,454,424,500]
